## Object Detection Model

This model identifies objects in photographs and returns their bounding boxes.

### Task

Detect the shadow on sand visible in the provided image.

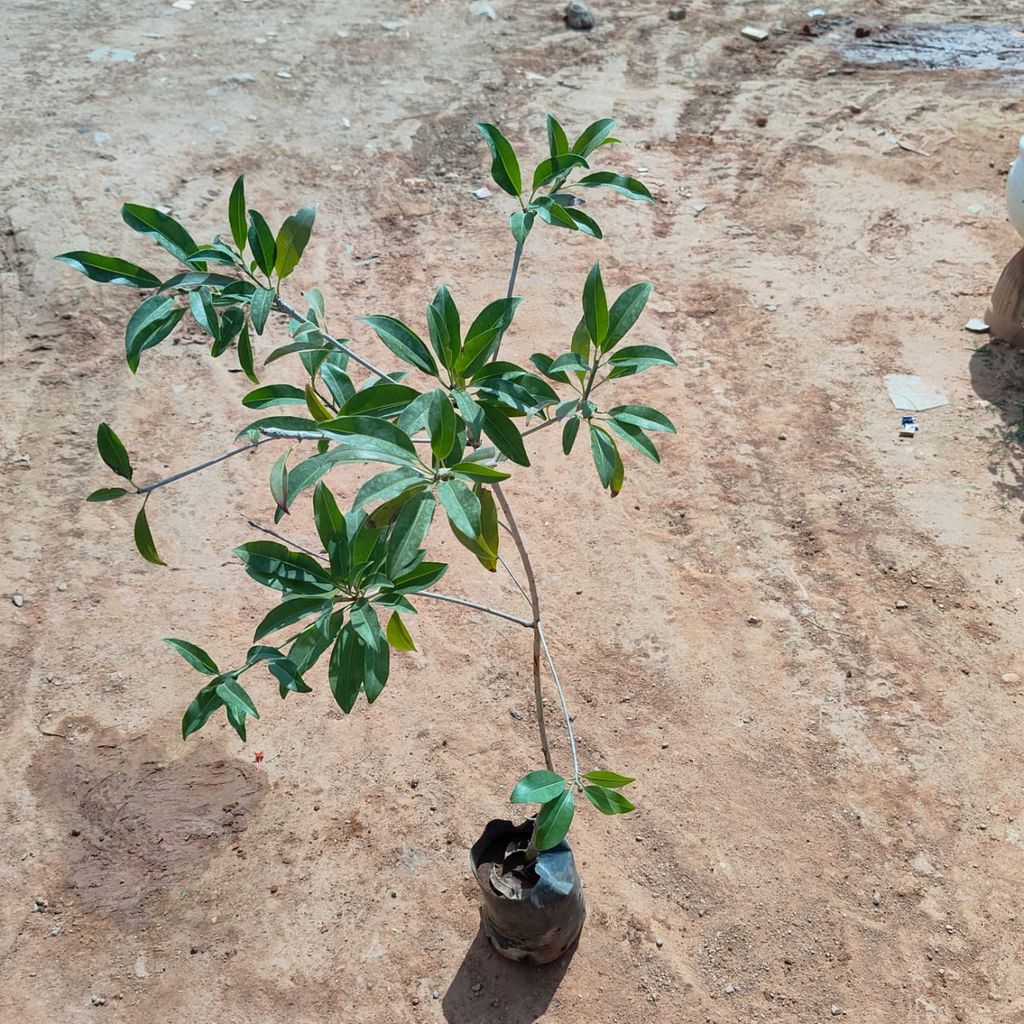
[441,922,577,1024]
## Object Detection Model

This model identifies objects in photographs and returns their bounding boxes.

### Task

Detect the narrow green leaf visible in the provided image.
[216,677,260,720]
[455,298,522,378]
[583,769,636,788]
[247,210,277,276]
[604,282,652,350]
[438,479,481,539]
[134,504,165,565]
[349,600,383,651]
[589,423,617,490]
[160,271,240,292]
[125,294,185,372]
[608,405,676,432]
[534,788,575,851]
[228,174,247,252]
[391,560,448,594]
[320,363,355,407]
[363,634,390,703]
[386,491,436,577]
[549,352,589,374]
[87,487,130,502]
[562,417,580,455]
[510,770,566,805]
[427,285,461,369]
[479,402,529,467]
[529,195,579,232]
[96,423,133,481]
[510,211,534,245]
[357,315,437,375]
[546,114,569,158]
[428,390,457,461]
[164,638,219,674]
[254,596,332,641]
[341,383,420,419]
[583,262,608,349]
[242,383,306,409]
[122,203,199,263]
[269,449,289,513]
[386,612,416,652]
[475,122,522,197]
[450,461,510,482]
[237,323,258,383]
[313,481,346,550]
[189,286,220,341]
[607,344,677,375]
[55,251,160,289]
[584,785,636,815]
[181,683,223,739]
[564,207,603,238]
[531,153,588,193]
[575,171,654,203]
[275,205,316,280]
[606,417,660,463]
[571,117,618,158]
[233,540,334,595]
[329,625,363,713]
[250,286,275,334]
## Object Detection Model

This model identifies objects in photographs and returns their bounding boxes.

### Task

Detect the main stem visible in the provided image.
[492,483,555,774]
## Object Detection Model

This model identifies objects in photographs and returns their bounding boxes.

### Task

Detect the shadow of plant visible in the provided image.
[442,921,577,1024]
[969,340,1024,533]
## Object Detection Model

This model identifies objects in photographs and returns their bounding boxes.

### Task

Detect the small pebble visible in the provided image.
[432,989,440,1000]
[831,1007,842,1017]
[872,890,881,906]
[469,1,497,19]
[90,995,106,1006]
[57,582,68,592]
[509,707,522,720]
[725,983,736,994]
[564,1,595,30]
[12,594,24,607]
[656,937,664,948]
[895,599,908,610]
[741,25,770,42]
[667,6,686,20]
[746,615,762,626]
[471,982,483,993]
[1001,673,1020,684]
[473,186,493,200]
[964,318,989,332]
[275,69,293,79]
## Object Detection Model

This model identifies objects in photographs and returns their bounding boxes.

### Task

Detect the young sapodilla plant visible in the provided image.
[61,114,676,962]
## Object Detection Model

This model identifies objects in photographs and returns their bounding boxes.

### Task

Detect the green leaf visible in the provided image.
[125,294,186,372]
[479,402,529,467]
[589,424,621,492]
[564,207,603,238]
[329,625,363,713]
[386,491,436,577]
[604,282,652,350]
[534,788,575,851]
[320,363,355,407]
[96,422,133,481]
[363,632,390,703]
[250,286,275,334]
[269,449,289,514]
[189,286,220,341]
[531,153,588,193]
[305,288,325,324]
[438,479,481,540]
[475,122,522,197]
[275,205,316,280]
[234,540,334,595]
[87,487,130,502]
[122,203,199,263]
[575,171,654,203]
[386,612,416,652]
[606,417,660,463]
[529,353,569,385]
[160,271,240,292]
[247,210,277,276]
[450,461,510,483]
[181,683,223,739]
[185,245,239,266]
[341,383,420,419]
[354,467,426,512]
[455,298,522,378]
[357,315,437,376]
[288,611,340,674]
[584,785,636,815]
[391,560,448,594]
[607,344,677,375]
[549,352,589,374]
[510,211,535,245]
[164,637,219,674]
[571,117,618,158]
[134,504,165,566]
[583,769,636,788]
[235,414,319,442]
[228,174,247,252]
[452,389,485,441]
[546,113,569,158]
[242,383,307,409]
[216,677,259,726]
[55,251,160,289]
[562,417,580,455]
[529,195,579,232]
[237,323,258,383]
[254,596,332,641]
[428,390,457,461]
[608,405,675,432]
[349,600,383,651]
[510,770,566,805]
[583,262,608,349]
[426,285,461,369]
[313,482,346,550]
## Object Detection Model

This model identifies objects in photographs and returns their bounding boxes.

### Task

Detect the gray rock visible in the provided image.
[223,73,257,84]
[565,2,595,30]
[668,6,686,19]
[12,594,24,607]
[470,1,497,19]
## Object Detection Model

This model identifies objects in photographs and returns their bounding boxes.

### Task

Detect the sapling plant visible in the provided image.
[61,114,676,861]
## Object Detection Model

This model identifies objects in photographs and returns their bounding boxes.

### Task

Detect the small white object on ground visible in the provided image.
[964,318,989,332]
[966,203,985,215]
[741,26,770,42]
[381,20,409,31]
[275,69,293,79]
[1002,673,1021,684]
[808,7,827,17]
[223,73,256,84]
[691,201,708,214]
[12,594,24,608]
[171,0,195,9]
[469,1,497,19]
[87,47,136,62]
[473,187,493,200]
[884,374,949,412]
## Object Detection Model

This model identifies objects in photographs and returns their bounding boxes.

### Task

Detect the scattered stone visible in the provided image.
[223,72,256,84]
[964,318,989,333]
[471,982,483,993]
[661,742,669,749]
[473,186,493,200]
[190,944,200,955]
[564,2,595,30]
[691,201,708,214]
[33,897,48,912]
[171,0,195,9]
[668,6,686,20]
[725,983,737,994]
[1001,673,1020,684]
[966,203,985,215]
[895,599,909,610]
[50,925,62,936]
[854,25,871,38]
[778,432,787,440]
[12,594,24,608]
[741,26,770,42]
[911,854,935,877]
[432,989,440,1000]
[275,69,293,79]
[655,937,664,948]
[87,47,136,62]
[90,995,106,1006]
[746,615,762,626]
[831,1006,842,1017]
[381,19,409,31]
[134,956,149,979]
[509,707,522,719]
[469,1,497,19]
[57,582,68,592]
[872,890,881,906]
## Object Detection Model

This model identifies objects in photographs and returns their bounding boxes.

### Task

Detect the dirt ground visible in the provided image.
[3,1,1024,1021]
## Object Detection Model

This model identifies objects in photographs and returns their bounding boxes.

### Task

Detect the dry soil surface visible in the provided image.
[2,2,1024,1023]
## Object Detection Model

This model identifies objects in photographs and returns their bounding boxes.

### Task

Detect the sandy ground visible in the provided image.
[2,1,1024,1022]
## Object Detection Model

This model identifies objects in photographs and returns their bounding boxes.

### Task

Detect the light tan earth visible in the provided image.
[2,2,1024,1022]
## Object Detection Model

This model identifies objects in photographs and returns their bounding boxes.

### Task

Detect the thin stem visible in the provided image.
[537,622,580,782]
[273,297,398,384]
[491,482,554,773]
[497,554,532,606]
[488,236,525,366]
[136,438,274,495]
[245,520,532,629]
